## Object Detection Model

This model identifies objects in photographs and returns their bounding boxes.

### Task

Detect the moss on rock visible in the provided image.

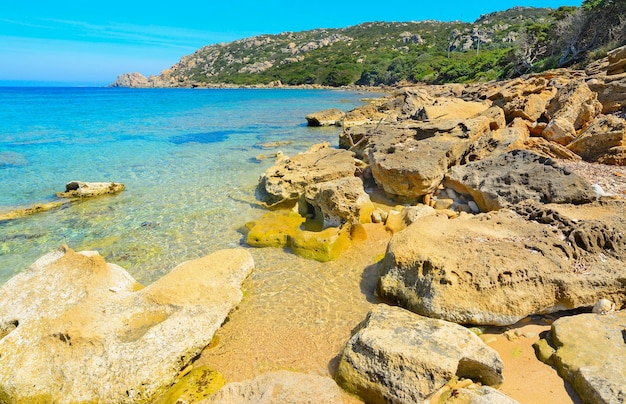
[245,212,305,248]
[153,366,225,404]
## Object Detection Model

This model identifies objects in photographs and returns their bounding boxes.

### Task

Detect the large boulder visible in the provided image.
[56,181,125,198]
[541,79,603,145]
[567,114,626,165]
[445,150,596,212]
[0,245,253,403]
[335,304,504,403]
[420,97,492,121]
[299,176,374,228]
[305,108,345,126]
[367,117,491,202]
[377,201,626,325]
[256,143,358,206]
[539,310,626,404]
[203,371,354,404]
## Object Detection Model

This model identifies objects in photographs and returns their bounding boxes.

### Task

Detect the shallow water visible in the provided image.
[0,87,377,284]
[0,86,395,391]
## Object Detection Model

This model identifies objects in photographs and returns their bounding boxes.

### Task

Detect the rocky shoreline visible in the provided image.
[1,45,626,403]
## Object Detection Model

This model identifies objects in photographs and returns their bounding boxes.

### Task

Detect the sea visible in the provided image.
[0,87,377,285]
[1,86,399,382]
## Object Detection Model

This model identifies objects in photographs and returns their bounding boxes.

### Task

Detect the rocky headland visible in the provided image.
[2,45,626,403]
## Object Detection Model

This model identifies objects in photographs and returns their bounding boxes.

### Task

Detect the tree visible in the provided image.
[514,27,548,73]
[554,9,596,66]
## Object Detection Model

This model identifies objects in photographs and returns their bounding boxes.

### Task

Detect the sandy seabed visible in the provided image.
[196,222,581,403]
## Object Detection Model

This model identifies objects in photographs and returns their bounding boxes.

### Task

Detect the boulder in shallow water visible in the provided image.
[335,304,504,403]
[0,245,253,403]
[56,180,125,198]
[256,143,358,206]
[300,176,375,228]
[290,225,352,262]
[305,108,345,126]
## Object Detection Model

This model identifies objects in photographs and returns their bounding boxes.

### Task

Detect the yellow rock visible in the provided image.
[245,212,305,248]
[384,209,405,233]
[290,226,351,262]
[153,366,225,404]
[350,223,368,241]
[359,201,376,224]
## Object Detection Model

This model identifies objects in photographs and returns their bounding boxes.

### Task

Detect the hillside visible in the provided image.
[111,5,623,88]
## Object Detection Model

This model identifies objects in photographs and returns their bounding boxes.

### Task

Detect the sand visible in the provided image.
[197,222,582,403]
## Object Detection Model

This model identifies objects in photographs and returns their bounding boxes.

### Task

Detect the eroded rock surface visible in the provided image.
[256,143,358,206]
[335,304,504,403]
[305,108,345,126]
[445,150,596,211]
[377,201,626,325]
[567,114,626,165]
[0,245,253,403]
[367,117,491,201]
[300,176,374,228]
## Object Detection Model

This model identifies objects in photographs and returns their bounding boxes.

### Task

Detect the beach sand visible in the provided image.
[197,222,581,403]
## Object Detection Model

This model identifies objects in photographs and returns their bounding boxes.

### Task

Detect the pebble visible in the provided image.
[433,198,454,210]
[592,298,616,314]
[371,210,383,223]
[468,200,480,213]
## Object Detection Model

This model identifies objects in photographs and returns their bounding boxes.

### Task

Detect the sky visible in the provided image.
[0,1,581,86]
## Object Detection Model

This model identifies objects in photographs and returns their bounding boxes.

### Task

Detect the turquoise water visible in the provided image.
[0,87,372,284]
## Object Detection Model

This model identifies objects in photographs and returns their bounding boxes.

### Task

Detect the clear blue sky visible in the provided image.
[0,1,581,85]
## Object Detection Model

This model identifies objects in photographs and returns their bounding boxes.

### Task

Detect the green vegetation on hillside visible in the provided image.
[137,5,626,87]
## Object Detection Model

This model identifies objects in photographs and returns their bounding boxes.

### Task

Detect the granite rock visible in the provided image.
[56,181,125,198]
[445,150,596,212]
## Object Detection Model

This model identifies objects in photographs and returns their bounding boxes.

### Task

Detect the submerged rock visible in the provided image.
[244,212,351,262]
[154,366,225,404]
[0,245,253,403]
[335,304,504,403]
[56,180,125,198]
